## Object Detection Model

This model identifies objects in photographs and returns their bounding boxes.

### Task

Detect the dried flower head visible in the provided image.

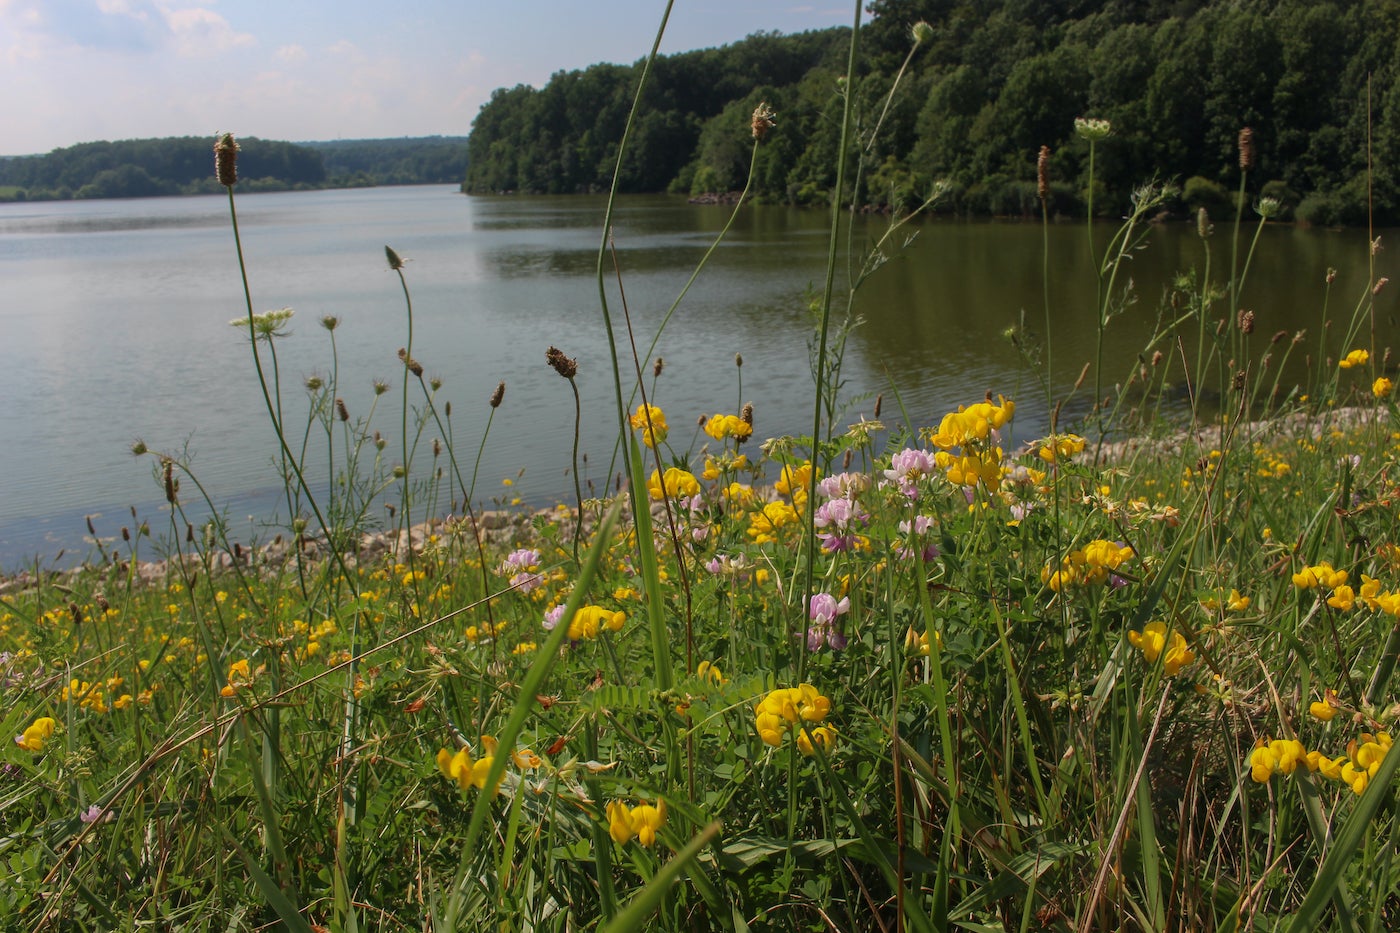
[372,379,390,395]
[546,346,578,379]
[741,402,754,428]
[214,133,239,187]
[752,102,776,141]
[1238,127,1255,171]
[911,20,934,45]
[385,245,405,270]
[336,397,350,422]
[163,459,177,504]
[1037,145,1050,201]
[1237,309,1255,335]
[489,380,505,408]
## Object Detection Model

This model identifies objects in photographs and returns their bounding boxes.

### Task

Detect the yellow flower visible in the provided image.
[747,500,798,543]
[608,799,666,845]
[1128,621,1195,676]
[1037,433,1086,464]
[1309,695,1338,721]
[219,658,254,697]
[1339,349,1370,369]
[796,725,837,757]
[436,736,502,795]
[648,467,700,501]
[567,605,626,640]
[697,660,728,686]
[704,413,753,442]
[1327,585,1357,611]
[630,404,668,448]
[1374,377,1395,398]
[755,684,832,748]
[15,716,56,752]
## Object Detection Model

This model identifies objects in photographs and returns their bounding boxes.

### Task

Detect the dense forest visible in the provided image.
[0,136,468,202]
[464,0,1400,225]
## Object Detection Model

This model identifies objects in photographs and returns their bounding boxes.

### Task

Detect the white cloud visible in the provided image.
[275,42,306,63]
[162,6,255,56]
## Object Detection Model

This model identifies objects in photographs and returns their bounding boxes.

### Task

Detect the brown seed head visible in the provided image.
[546,345,578,379]
[214,133,239,187]
[1271,329,1289,345]
[490,380,505,408]
[336,397,350,422]
[1237,309,1255,334]
[95,593,110,613]
[1037,146,1050,201]
[1326,268,1337,284]
[70,602,83,627]
[741,403,754,427]
[163,460,177,504]
[1238,127,1255,172]
[752,102,776,141]
[874,393,883,418]
[1374,277,1389,296]
[1197,207,1212,239]
[1151,350,1164,367]
[735,353,743,368]
[653,357,664,378]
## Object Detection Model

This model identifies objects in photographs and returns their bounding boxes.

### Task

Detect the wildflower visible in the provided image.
[883,448,936,498]
[903,626,941,657]
[608,798,667,845]
[1327,585,1357,611]
[796,725,837,757]
[630,403,667,448]
[647,467,700,501]
[1374,377,1394,399]
[567,605,626,640]
[1293,562,1348,590]
[1128,621,1195,676]
[697,660,729,687]
[80,804,104,824]
[1037,434,1086,464]
[214,132,239,186]
[542,604,567,630]
[817,472,869,500]
[806,593,850,651]
[230,307,295,341]
[774,461,814,505]
[747,500,798,544]
[219,659,255,697]
[896,515,940,562]
[1309,697,1338,722]
[704,413,753,442]
[436,737,502,795]
[1339,349,1370,370]
[1074,117,1112,141]
[813,497,867,552]
[751,102,776,141]
[755,684,832,748]
[1250,738,1306,783]
[15,717,56,752]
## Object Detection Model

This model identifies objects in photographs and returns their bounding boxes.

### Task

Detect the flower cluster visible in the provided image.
[15,716,56,752]
[648,467,700,501]
[629,403,668,449]
[755,684,834,755]
[435,735,541,796]
[607,799,666,845]
[219,659,257,697]
[1338,349,1369,369]
[1128,621,1196,676]
[61,675,133,712]
[805,593,849,651]
[1037,433,1086,464]
[704,413,753,442]
[1042,539,1134,591]
[927,397,1015,489]
[564,605,626,640]
[1251,731,1393,796]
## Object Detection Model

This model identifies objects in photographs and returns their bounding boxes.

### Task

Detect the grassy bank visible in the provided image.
[4,7,1400,932]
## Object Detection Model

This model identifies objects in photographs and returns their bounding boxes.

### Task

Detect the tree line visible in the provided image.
[0,136,468,202]
[463,0,1400,225]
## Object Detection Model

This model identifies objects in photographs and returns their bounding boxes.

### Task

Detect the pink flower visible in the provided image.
[883,449,935,498]
[896,514,940,562]
[542,605,567,630]
[805,592,850,651]
[814,497,867,552]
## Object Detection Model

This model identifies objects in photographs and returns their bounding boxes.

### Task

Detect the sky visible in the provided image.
[0,0,857,155]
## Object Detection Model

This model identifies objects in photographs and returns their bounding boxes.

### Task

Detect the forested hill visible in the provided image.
[464,0,1400,226]
[0,136,468,202]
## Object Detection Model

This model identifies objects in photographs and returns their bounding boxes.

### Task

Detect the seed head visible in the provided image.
[874,393,883,418]
[751,102,776,142]
[489,380,505,408]
[373,379,389,395]
[320,315,340,331]
[385,245,405,270]
[1326,268,1337,285]
[546,345,578,379]
[429,375,442,392]
[1151,350,1164,367]
[1036,146,1050,202]
[734,353,743,368]
[911,20,934,45]
[741,403,754,428]
[1237,309,1255,335]
[130,439,148,457]
[336,397,350,421]
[305,375,323,391]
[1374,277,1389,296]
[1197,207,1212,239]
[214,133,239,187]
[163,459,177,504]
[1238,127,1255,171]
[653,357,664,378]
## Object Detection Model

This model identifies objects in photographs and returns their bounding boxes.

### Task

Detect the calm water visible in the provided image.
[0,186,1392,568]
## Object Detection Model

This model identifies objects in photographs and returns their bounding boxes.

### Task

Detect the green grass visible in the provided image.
[4,9,1400,932]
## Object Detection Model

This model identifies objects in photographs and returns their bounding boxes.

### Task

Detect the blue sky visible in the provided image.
[0,1,856,155]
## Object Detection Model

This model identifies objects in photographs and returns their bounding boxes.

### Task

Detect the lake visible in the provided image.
[0,185,1391,569]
